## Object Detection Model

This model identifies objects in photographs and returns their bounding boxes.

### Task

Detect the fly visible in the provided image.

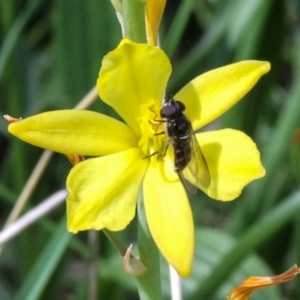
[159,97,210,193]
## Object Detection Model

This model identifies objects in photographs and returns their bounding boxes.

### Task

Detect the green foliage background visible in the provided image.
[1,0,300,299]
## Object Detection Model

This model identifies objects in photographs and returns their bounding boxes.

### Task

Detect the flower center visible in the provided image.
[137,100,166,157]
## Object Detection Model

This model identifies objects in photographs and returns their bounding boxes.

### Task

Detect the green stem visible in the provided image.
[123,0,147,43]
[110,1,160,298]
[121,2,161,298]
[103,229,127,256]
[136,195,162,300]
[110,0,122,14]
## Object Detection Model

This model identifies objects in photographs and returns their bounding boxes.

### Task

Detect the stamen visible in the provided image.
[137,100,166,156]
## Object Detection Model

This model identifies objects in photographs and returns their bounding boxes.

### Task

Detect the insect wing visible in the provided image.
[167,136,197,194]
[177,168,198,194]
[181,132,210,191]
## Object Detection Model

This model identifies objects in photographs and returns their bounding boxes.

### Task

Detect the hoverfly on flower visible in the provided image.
[155,97,211,193]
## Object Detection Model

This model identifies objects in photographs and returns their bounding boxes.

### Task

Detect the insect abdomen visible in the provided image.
[173,136,192,171]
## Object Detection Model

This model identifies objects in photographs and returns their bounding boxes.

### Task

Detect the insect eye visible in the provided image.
[160,105,177,117]
[160,98,186,117]
[175,101,185,112]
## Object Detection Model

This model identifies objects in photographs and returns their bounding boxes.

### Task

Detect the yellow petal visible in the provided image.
[8,110,137,156]
[175,61,271,130]
[197,129,265,201]
[143,160,194,277]
[67,147,148,232]
[145,0,166,45]
[97,39,171,135]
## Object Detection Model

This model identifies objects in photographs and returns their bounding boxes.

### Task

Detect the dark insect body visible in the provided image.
[160,98,210,193]
[160,99,192,171]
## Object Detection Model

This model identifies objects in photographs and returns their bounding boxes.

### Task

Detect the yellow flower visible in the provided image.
[8,39,270,276]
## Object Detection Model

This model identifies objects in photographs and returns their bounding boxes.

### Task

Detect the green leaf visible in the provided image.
[14,217,71,300]
[0,0,40,81]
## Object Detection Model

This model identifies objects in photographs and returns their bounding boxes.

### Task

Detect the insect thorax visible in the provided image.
[166,115,191,138]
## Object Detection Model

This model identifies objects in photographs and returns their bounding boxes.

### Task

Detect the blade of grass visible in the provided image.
[168,0,233,93]
[3,150,53,228]
[163,0,198,57]
[0,0,40,81]
[228,36,300,234]
[190,190,300,299]
[0,190,66,245]
[227,0,274,58]
[14,217,71,300]
[0,0,13,31]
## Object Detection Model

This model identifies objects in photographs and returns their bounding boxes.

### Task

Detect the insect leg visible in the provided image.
[161,141,170,156]
[143,141,170,159]
[143,151,158,159]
